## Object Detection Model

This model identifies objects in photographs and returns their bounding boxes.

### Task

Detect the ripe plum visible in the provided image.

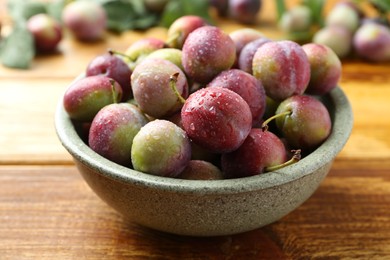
[27,14,62,53]
[181,87,252,153]
[178,160,223,180]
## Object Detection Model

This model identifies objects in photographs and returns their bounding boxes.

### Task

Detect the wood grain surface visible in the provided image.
[1,0,390,259]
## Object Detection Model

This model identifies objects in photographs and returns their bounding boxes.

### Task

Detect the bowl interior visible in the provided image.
[55,86,353,194]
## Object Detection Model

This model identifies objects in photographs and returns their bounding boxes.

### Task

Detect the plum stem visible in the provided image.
[265,149,301,172]
[169,72,186,104]
[262,110,292,131]
[108,48,135,62]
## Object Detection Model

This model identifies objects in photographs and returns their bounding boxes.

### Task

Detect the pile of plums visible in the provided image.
[63,15,340,180]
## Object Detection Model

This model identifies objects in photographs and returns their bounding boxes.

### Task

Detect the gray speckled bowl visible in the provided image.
[55,86,353,236]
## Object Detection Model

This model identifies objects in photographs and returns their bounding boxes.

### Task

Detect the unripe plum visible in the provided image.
[353,23,390,62]
[131,120,191,177]
[221,128,287,178]
[181,87,252,153]
[325,4,360,33]
[63,75,122,122]
[86,51,133,101]
[302,43,342,95]
[207,69,266,125]
[279,5,312,33]
[166,15,208,49]
[182,26,236,84]
[62,1,106,41]
[27,14,62,53]
[237,37,270,74]
[313,26,352,58]
[145,48,184,71]
[125,37,165,70]
[178,160,223,180]
[88,103,149,166]
[275,95,332,151]
[228,0,262,24]
[252,40,310,101]
[131,58,188,118]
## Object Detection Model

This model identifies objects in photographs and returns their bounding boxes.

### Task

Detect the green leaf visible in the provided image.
[0,26,35,69]
[160,0,212,28]
[369,0,390,14]
[7,0,48,25]
[302,0,325,27]
[47,0,70,23]
[101,0,138,32]
[275,0,287,21]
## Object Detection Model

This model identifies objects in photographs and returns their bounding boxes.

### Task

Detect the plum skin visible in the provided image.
[207,69,266,126]
[275,95,332,151]
[182,26,236,84]
[181,87,252,153]
[131,58,189,119]
[63,75,122,122]
[178,160,223,180]
[131,120,192,177]
[221,128,287,178]
[88,103,149,166]
[252,40,310,101]
[302,43,342,95]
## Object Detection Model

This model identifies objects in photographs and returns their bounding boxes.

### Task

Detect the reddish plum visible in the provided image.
[178,160,223,180]
[228,0,262,24]
[252,40,310,101]
[237,37,270,74]
[62,1,106,41]
[221,128,288,178]
[27,14,62,53]
[207,69,266,125]
[86,51,133,101]
[181,87,252,153]
[182,26,236,84]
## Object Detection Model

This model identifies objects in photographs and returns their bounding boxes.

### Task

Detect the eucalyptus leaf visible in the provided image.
[0,26,35,69]
[7,0,48,25]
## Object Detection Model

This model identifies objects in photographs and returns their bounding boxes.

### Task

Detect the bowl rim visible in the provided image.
[55,86,353,195]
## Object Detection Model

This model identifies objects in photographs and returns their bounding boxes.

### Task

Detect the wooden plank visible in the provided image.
[0,162,389,259]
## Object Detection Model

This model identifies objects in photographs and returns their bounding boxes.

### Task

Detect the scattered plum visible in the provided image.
[228,0,262,24]
[272,95,332,152]
[325,3,360,33]
[353,23,390,62]
[131,58,188,118]
[131,119,191,177]
[221,128,289,178]
[209,0,229,17]
[302,43,342,95]
[166,15,208,49]
[86,50,133,101]
[178,160,223,180]
[181,87,252,153]
[88,103,148,166]
[312,26,352,59]
[62,1,107,41]
[207,69,266,125]
[63,75,122,122]
[182,26,236,84]
[237,37,270,74]
[27,14,62,53]
[252,40,310,101]
[279,5,312,34]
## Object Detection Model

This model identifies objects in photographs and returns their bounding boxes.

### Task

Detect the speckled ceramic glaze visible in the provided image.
[55,86,353,236]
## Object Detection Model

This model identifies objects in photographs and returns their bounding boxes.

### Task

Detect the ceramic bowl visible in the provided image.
[55,86,353,237]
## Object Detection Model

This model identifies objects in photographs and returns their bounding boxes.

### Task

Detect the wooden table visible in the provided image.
[1,1,390,259]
